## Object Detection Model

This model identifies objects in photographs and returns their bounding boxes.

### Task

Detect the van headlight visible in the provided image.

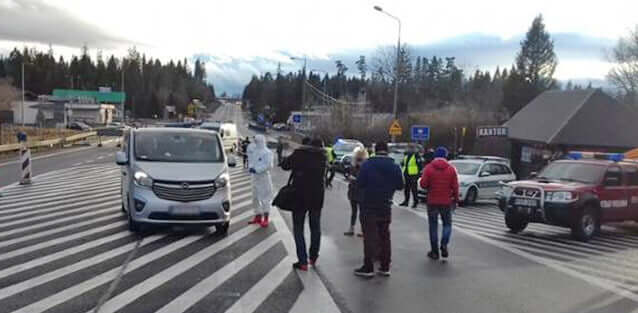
[545,191,577,202]
[215,173,230,189]
[134,171,153,187]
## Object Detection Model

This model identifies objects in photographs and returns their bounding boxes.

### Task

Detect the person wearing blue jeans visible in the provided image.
[427,206,453,256]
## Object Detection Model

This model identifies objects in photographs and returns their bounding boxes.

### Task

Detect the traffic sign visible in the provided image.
[477,126,508,137]
[388,120,402,136]
[411,125,430,141]
[292,114,301,123]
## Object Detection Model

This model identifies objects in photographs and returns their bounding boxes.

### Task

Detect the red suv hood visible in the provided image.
[508,179,594,192]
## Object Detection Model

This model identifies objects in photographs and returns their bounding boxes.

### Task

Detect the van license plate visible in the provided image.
[171,206,200,216]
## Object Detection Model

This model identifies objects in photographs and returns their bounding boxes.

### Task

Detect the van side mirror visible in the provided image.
[115,151,128,166]
[227,155,237,167]
[479,171,491,177]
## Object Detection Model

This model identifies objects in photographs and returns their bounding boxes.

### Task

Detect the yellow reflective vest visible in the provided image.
[402,154,419,175]
[325,147,335,163]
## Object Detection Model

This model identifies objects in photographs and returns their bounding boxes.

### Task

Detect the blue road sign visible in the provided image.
[411,125,430,141]
[292,114,301,123]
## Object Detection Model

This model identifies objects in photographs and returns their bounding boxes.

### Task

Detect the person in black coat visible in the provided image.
[280,138,327,271]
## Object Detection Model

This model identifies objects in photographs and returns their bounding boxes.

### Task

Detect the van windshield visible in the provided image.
[134,131,223,162]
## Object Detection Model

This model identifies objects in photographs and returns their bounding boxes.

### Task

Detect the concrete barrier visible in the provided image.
[0,131,97,153]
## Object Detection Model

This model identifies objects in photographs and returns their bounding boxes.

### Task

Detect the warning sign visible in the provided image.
[388,120,402,136]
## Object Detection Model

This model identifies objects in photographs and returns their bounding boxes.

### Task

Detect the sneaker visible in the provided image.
[441,246,449,258]
[411,202,418,208]
[248,215,262,225]
[354,265,375,277]
[293,262,308,271]
[399,201,409,207]
[377,267,391,277]
[427,251,440,260]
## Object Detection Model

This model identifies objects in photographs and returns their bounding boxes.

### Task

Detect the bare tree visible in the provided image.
[607,25,638,104]
[372,44,412,83]
[0,78,18,111]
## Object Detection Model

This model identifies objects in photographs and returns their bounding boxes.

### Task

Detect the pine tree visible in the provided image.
[503,14,557,115]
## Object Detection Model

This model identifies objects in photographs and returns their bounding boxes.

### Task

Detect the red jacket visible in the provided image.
[419,158,459,206]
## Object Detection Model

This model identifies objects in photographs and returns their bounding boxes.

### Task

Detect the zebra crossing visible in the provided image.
[423,203,638,298]
[0,164,312,313]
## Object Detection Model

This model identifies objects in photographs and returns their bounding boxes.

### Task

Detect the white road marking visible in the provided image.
[0,188,119,216]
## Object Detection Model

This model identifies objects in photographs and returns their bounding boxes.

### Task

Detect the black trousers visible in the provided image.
[404,175,419,203]
[349,200,359,227]
[361,213,391,269]
[326,165,336,185]
[292,208,322,264]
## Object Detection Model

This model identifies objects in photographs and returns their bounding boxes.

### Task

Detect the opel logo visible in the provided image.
[181,182,190,190]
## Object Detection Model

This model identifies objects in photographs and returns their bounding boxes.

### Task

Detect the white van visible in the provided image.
[219,123,239,152]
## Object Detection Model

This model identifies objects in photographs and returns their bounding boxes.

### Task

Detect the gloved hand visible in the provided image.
[249,168,256,174]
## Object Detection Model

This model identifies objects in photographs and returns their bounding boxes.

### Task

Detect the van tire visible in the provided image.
[215,222,230,236]
[464,187,478,206]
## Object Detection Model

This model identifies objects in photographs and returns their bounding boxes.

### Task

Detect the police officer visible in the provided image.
[400,145,424,208]
[325,144,337,188]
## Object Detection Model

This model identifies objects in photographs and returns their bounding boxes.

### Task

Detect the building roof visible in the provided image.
[52,89,125,104]
[504,89,638,149]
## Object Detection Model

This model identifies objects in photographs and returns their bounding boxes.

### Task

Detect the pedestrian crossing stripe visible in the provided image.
[0,164,337,313]
[402,203,638,302]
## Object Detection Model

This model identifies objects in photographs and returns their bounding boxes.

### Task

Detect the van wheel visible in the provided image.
[571,205,599,242]
[214,222,230,236]
[505,211,528,233]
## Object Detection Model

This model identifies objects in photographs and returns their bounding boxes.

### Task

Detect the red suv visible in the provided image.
[500,152,638,241]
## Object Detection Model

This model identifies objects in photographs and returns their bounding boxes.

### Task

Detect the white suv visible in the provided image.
[418,156,516,205]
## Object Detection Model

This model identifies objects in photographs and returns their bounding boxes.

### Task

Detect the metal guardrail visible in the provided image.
[0,131,97,153]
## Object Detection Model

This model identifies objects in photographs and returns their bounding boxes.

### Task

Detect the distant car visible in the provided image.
[68,121,92,131]
[387,143,424,166]
[272,123,289,131]
[417,155,516,205]
[332,139,364,173]
[115,128,237,235]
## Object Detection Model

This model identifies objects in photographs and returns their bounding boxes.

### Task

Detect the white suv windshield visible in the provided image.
[135,132,223,163]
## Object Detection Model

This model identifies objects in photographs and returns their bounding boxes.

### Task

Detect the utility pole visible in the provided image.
[291,56,307,110]
[374,5,401,142]
[21,62,25,126]
[121,68,125,123]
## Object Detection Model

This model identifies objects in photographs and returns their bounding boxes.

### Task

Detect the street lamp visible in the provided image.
[374,5,401,142]
[290,56,308,110]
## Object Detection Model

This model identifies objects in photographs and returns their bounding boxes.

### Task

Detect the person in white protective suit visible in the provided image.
[247,135,275,227]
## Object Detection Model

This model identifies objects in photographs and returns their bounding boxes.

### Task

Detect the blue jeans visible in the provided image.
[427,206,452,252]
[292,208,322,264]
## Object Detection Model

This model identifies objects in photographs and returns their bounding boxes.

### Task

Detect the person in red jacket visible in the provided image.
[419,146,459,260]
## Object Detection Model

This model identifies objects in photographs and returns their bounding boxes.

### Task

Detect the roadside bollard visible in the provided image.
[17,131,31,185]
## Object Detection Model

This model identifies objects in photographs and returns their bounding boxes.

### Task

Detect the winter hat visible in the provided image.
[434,146,449,158]
[375,141,388,154]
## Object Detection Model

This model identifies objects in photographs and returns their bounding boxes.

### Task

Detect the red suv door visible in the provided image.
[622,165,638,221]
[599,165,629,222]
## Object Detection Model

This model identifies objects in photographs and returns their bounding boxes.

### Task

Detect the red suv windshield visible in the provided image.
[537,162,606,184]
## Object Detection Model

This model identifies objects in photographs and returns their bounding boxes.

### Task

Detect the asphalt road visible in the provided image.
[1,104,638,313]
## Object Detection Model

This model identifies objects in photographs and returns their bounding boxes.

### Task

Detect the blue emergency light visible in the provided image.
[567,151,624,162]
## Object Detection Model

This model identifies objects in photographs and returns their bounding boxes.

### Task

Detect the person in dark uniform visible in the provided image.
[399,145,424,208]
[241,137,250,168]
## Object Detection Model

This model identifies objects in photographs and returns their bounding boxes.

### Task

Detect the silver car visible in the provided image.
[116,128,237,235]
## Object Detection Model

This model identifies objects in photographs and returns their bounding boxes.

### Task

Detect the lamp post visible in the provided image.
[374,5,401,142]
[290,56,308,110]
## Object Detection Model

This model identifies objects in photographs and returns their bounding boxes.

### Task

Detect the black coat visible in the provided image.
[281,146,327,211]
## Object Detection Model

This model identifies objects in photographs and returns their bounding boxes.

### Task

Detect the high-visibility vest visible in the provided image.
[325,147,335,163]
[402,154,419,175]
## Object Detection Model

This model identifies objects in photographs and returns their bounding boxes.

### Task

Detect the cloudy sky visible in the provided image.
[1,0,636,95]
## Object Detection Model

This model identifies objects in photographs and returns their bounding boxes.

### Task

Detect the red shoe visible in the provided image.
[248,215,262,225]
[260,216,269,228]
[293,262,308,271]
